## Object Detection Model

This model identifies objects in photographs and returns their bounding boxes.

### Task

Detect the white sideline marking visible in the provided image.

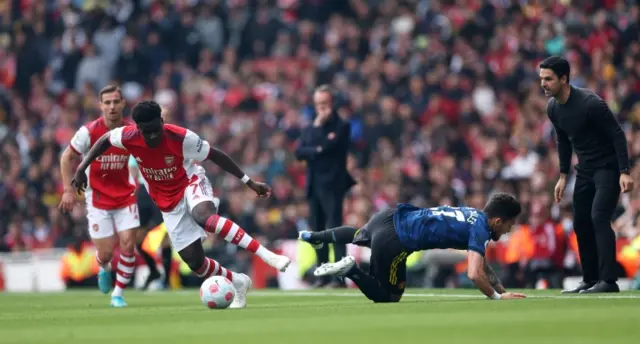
[244,291,640,300]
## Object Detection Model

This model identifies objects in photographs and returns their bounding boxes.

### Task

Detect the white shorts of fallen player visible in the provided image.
[87,204,141,240]
[161,170,220,251]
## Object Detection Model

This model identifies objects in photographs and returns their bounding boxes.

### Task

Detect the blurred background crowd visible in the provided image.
[0,0,639,289]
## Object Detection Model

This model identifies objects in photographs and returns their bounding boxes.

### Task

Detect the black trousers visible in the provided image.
[572,169,620,283]
[309,188,346,265]
[353,208,408,296]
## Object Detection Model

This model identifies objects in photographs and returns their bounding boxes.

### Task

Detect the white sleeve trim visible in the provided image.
[182,129,210,162]
[69,126,91,154]
[109,127,125,149]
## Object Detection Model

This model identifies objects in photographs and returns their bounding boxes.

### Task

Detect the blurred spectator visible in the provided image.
[0,0,638,288]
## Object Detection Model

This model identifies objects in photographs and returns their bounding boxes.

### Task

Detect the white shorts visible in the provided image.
[161,171,220,251]
[87,204,141,239]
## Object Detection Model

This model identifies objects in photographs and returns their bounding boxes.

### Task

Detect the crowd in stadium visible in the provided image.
[0,0,639,288]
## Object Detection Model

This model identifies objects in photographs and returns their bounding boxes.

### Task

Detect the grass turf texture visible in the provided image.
[1,289,639,344]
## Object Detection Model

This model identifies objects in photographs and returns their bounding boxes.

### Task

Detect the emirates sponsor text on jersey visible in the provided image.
[96,154,129,170]
[140,166,179,181]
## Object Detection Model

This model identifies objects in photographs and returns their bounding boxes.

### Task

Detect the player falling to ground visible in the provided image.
[59,85,139,307]
[71,100,291,308]
[299,193,527,302]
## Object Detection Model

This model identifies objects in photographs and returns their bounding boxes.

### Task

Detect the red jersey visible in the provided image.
[109,124,211,212]
[530,220,566,268]
[70,118,136,210]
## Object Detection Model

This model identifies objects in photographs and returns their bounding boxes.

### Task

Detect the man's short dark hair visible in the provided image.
[99,85,123,102]
[483,193,522,221]
[132,101,162,123]
[539,56,571,83]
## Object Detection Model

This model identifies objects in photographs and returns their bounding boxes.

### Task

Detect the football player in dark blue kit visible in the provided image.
[298,193,527,302]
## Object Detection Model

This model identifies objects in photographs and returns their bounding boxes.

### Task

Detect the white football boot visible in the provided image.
[314,256,356,277]
[265,254,291,272]
[230,273,252,309]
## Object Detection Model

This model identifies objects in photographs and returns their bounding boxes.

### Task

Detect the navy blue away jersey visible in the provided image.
[393,204,492,255]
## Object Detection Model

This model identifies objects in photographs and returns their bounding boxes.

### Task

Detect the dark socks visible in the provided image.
[162,246,173,286]
[345,265,392,303]
[309,226,357,287]
[310,226,358,244]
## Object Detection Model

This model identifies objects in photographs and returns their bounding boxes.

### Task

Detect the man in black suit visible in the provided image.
[295,85,356,287]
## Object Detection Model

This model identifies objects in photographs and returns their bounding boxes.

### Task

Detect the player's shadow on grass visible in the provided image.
[392,298,483,305]
[251,298,483,310]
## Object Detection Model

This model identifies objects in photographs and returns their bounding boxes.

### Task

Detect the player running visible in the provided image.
[59,85,138,307]
[71,100,291,308]
[298,193,527,302]
[128,105,173,290]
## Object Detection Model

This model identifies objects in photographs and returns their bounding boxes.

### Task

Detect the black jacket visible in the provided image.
[295,112,356,198]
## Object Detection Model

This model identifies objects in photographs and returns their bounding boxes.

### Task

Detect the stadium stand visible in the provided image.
[0,0,639,289]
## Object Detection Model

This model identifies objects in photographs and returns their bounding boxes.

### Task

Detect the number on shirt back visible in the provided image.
[430,207,466,222]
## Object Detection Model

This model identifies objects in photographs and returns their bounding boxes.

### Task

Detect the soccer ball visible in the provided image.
[200,276,236,309]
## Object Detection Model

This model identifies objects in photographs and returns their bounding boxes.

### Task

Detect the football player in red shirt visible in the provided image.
[59,85,138,307]
[72,101,291,308]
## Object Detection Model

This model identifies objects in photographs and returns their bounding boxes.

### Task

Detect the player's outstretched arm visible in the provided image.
[72,133,113,193]
[207,147,271,198]
[483,259,506,293]
[206,147,247,180]
[467,251,526,300]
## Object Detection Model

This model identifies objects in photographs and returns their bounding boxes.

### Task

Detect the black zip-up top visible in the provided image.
[547,86,629,175]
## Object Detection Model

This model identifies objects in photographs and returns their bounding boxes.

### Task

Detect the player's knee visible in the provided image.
[370,293,398,303]
[135,229,147,244]
[367,289,400,303]
[389,293,402,303]
[96,250,113,264]
[191,203,217,228]
[118,232,136,254]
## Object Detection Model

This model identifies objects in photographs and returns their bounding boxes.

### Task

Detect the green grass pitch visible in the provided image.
[1,289,639,344]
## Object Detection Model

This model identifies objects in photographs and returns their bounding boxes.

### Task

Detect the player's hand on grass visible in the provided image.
[619,173,634,193]
[71,171,88,195]
[500,292,527,299]
[247,180,272,198]
[58,190,78,213]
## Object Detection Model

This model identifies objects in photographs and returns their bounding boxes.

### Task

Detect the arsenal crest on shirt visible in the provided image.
[165,155,175,166]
